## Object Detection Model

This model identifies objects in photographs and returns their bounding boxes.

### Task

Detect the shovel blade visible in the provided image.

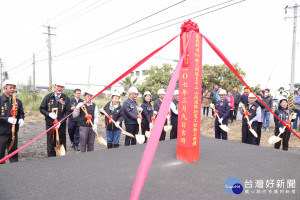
[136,135,145,144]
[96,135,107,147]
[122,130,134,138]
[145,131,151,138]
[268,136,282,145]
[219,125,229,132]
[8,138,14,152]
[54,145,66,156]
[249,128,258,138]
[164,126,168,132]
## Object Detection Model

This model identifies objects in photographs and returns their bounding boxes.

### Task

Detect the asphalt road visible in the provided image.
[1,136,299,200]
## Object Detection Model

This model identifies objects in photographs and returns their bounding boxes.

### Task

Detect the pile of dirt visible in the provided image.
[5,112,300,163]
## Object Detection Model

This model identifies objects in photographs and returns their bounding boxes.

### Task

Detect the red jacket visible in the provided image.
[226,95,235,110]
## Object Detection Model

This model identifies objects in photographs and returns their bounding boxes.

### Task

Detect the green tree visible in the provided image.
[2,71,9,82]
[250,84,261,94]
[202,63,246,91]
[137,63,174,99]
[119,76,138,94]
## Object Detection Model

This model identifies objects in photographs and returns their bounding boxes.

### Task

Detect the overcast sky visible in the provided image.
[0,0,299,96]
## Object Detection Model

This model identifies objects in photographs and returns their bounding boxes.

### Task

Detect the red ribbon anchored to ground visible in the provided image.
[0,34,179,164]
[202,34,300,140]
[130,31,193,200]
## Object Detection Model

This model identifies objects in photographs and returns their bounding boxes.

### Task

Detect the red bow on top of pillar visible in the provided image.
[180,19,199,34]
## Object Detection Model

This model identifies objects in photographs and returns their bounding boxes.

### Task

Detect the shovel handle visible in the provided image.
[100,107,130,135]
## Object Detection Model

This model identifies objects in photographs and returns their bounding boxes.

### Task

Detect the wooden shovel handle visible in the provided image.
[100,108,127,133]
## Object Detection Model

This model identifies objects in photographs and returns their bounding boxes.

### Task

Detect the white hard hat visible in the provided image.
[248,93,256,98]
[174,90,179,95]
[128,86,138,94]
[157,89,166,95]
[3,79,17,87]
[54,80,65,87]
[111,90,120,97]
[219,89,226,95]
[84,88,95,96]
[144,91,151,96]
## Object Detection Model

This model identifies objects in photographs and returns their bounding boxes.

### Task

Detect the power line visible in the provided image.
[50,0,90,21]
[53,0,187,58]
[55,0,112,27]
[50,0,246,61]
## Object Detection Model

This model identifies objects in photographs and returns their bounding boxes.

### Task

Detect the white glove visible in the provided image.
[55,122,61,129]
[138,107,143,112]
[154,111,158,115]
[149,123,153,129]
[279,127,284,134]
[49,113,57,120]
[218,118,223,124]
[292,114,296,119]
[92,124,97,132]
[248,121,252,126]
[115,121,120,128]
[18,119,24,127]
[76,102,84,109]
[137,118,142,124]
[8,117,17,124]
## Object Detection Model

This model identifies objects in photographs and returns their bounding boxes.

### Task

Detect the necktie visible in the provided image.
[55,96,59,106]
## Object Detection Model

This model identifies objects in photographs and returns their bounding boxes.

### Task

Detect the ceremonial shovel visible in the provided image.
[210,104,230,132]
[268,113,297,145]
[145,113,156,138]
[52,108,66,156]
[8,95,17,152]
[82,106,107,147]
[163,112,172,132]
[136,108,145,144]
[241,104,258,138]
[99,108,134,138]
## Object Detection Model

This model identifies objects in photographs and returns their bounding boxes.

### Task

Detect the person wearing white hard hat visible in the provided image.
[68,88,84,151]
[273,98,296,151]
[0,80,25,163]
[169,90,179,139]
[72,89,99,152]
[239,92,261,145]
[40,81,71,157]
[141,91,153,143]
[123,86,140,146]
[214,89,231,140]
[102,90,124,148]
[153,88,167,140]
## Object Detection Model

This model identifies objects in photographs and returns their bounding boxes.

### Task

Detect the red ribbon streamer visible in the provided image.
[213,109,219,116]
[243,110,251,117]
[130,31,193,200]
[49,119,59,142]
[151,117,155,122]
[10,109,16,117]
[85,114,92,125]
[202,34,300,140]
[0,34,179,164]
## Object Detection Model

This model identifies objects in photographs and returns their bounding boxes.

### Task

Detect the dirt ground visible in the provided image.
[6,111,300,163]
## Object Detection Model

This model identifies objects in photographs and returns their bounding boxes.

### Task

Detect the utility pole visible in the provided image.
[88,66,91,87]
[286,4,299,108]
[43,25,56,92]
[33,53,36,92]
[290,4,297,95]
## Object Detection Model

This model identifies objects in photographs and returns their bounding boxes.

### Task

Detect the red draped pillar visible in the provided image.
[177,20,202,163]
